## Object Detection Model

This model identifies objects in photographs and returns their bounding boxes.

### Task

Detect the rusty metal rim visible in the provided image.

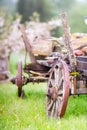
[59,60,70,117]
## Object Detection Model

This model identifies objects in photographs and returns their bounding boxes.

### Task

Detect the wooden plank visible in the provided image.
[76,88,87,94]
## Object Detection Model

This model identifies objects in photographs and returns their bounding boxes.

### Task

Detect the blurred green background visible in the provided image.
[0,0,87,35]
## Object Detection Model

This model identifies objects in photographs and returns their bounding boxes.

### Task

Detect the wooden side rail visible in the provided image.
[19,24,36,63]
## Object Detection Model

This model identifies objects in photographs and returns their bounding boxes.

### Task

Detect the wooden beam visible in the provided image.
[19,24,36,63]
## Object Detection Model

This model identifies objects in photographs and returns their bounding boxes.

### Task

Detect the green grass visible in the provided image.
[9,51,30,74]
[0,82,87,130]
[0,52,87,130]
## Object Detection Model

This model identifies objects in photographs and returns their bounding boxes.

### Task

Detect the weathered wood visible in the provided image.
[75,43,87,50]
[23,62,50,74]
[19,25,36,63]
[31,37,53,56]
[61,12,76,71]
[76,88,87,94]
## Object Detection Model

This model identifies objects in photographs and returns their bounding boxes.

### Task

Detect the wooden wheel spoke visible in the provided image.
[47,100,54,111]
[57,96,63,102]
[50,79,54,87]
[55,100,59,117]
[50,101,56,116]
[57,90,63,96]
[54,67,64,89]
[54,67,60,86]
[58,76,64,89]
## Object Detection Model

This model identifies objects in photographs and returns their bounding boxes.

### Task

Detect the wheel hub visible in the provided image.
[47,87,58,101]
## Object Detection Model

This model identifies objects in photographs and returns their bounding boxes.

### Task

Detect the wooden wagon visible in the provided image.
[11,12,87,118]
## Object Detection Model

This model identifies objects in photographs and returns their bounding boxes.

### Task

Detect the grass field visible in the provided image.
[0,52,87,130]
[0,81,87,130]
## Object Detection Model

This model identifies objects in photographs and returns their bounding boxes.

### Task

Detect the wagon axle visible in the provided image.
[10,76,29,86]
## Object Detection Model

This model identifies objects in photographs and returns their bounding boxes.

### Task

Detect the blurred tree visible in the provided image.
[50,0,76,37]
[52,0,76,13]
[29,12,40,22]
[1,0,87,34]
[68,2,87,33]
[0,9,13,40]
[0,0,17,14]
[0,9,22,80]
[17,0,54,22]
[0,0,5,5]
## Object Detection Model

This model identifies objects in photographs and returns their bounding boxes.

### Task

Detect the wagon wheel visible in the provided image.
[46,59,70,118]
[17,60,24,97]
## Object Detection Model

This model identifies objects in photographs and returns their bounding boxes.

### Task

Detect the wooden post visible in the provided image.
[61,12,76,71]
[61,12,77,95]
